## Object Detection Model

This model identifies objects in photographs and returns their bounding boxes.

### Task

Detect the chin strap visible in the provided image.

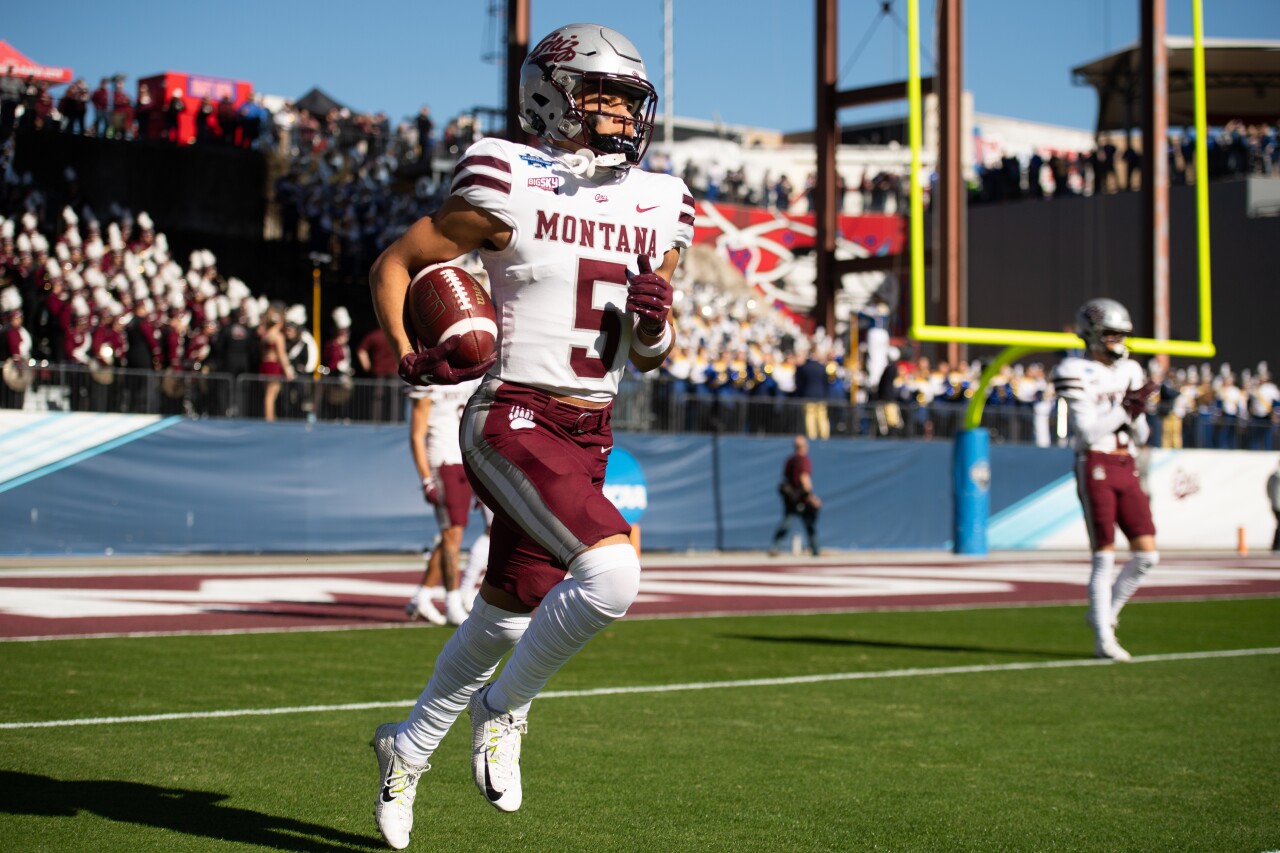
[561,148,627,178]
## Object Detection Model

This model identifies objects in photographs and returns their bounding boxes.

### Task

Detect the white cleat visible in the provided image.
[405,598,446,626]
[446,603,468,627]
[1094,639,1132,662]
[371,723,428,850]
[469,684,526,812]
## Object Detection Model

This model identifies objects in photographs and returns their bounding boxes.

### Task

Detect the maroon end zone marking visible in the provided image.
[1,557,1279,640]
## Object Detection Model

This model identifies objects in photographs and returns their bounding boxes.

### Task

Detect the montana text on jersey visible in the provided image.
[449,136,695,401]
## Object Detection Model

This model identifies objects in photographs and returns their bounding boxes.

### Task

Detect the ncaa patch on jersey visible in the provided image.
[1093,466,1106,481]
[519,152,557,169]
[528,176,561,193]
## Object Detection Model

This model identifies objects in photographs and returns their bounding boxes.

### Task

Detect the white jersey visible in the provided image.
[409,378,481,467]
[1051,354,1149,454]
[451,137,695,402]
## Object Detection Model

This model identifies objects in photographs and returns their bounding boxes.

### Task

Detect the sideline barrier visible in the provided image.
[3,412,1273,557]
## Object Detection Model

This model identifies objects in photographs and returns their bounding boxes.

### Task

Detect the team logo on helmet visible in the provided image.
[1082,303,1109,326]
[530,33,580,64]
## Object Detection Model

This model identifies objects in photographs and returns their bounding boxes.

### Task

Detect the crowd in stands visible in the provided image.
[662,124,1278,213]
[647,148,906,215]
[1,69,1274,447]
[646,281,1280,450]
[863,355,1280,450]
[0,180,371,420]
[968,122,1278,204]
[0,124,1275,446]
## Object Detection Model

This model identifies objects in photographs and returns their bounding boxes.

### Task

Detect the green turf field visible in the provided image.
[2,598,1278,852]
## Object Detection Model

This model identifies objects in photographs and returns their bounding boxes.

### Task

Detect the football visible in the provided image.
[405,264,498,368]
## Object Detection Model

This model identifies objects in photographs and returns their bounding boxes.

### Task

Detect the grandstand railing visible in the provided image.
[3,363,1275,449]
[3,363,410,424]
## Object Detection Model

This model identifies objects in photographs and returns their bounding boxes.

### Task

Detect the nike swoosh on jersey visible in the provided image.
[635,204,660,213]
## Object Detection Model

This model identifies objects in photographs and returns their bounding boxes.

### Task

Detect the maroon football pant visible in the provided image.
[460,380,630,609]
[1074,451,1156,549]
[433,463,473,529]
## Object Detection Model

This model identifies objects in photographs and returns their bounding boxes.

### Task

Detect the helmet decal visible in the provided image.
[530,33,581,64]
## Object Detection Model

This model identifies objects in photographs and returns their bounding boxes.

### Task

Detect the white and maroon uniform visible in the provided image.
[409,378,481,528]
[1051,354,1155,549]
[452,137,693,606]
[2,322,32,362]
[452,137,694,401]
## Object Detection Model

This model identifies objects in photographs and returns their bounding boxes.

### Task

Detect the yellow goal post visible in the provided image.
[904,0,1215,362]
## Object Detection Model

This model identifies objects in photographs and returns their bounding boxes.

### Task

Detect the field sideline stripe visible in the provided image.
[2,646,1277,731]
[5,592,1279,643]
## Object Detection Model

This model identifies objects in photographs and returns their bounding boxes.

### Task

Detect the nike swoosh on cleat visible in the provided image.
[483,762,502,801]
[380,782,396,804]
[635,204,660,213]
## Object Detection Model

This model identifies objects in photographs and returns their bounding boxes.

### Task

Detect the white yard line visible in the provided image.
[2,646,1276,731]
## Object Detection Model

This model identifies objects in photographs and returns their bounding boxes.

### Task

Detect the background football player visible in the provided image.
[1051,298,1160,662]
[404,377,484,627]
[366,23,693,850]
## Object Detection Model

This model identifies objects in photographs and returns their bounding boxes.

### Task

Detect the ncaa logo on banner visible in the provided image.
[603,446,647,525]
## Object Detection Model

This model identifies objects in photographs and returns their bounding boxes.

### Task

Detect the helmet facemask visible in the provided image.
[577,75,656,166]
[538,67,656,171]
[1089,328,1130,361]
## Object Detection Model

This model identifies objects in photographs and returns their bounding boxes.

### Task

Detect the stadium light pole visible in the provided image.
[815,0,935,338]
[504,0,530,142]
[664,0,674,148]
[1141,0,1170,373]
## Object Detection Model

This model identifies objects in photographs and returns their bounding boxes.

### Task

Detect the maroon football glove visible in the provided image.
[1122,381,1159,419]
[422,478,441,506]
[398,336,495,386]
[626,253,673,336]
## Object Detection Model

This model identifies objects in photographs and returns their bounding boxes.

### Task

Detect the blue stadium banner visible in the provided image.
[604,446,647,525]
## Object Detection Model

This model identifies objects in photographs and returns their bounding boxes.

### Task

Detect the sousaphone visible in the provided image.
[2,359,34,392]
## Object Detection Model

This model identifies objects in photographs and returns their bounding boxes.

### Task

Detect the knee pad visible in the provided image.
[567,543,641,619]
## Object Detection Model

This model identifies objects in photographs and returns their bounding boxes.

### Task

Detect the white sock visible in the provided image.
[486,544,639,718]
[445,589,466,622]
[460,533,490,593]
[1111,551,1158,623]
[395,599,529,764]
[428,585,445,601]
[1088,551,1116,641]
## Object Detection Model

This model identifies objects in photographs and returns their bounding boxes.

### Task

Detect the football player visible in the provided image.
[1051,298,1160,662]
[404,377,484,627]
[457,499,494,610]
[367,23,692,850]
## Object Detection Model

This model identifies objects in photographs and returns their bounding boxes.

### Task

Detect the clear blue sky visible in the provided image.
[6,1,1278,134]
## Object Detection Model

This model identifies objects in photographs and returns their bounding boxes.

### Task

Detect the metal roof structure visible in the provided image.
[1072,37,1280,131]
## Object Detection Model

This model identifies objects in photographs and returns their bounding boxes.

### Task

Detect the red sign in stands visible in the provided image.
[0,41,73,85]
[689,200,906,332]
[137,71,253,144]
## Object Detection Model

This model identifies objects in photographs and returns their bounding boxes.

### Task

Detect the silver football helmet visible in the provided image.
[1075,297,1133,359]
[519,23,658,172]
